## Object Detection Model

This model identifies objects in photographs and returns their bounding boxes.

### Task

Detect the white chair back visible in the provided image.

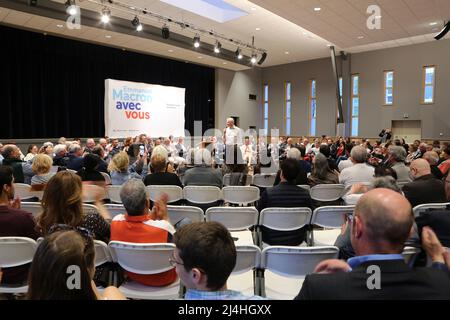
[67,169,77,173]
[20,202,43,218]
[259,207,312,231]
[310,184,345,202]
[146,185,183,203]
[94,240,112,267]
[311,205,355,229]
[108,242,175,275]
[297,185,311,192]
[261,246,339,278]
[223,174,231,186]
[101,172,112,185]
[252,174,276,188]
[50,166,59,173]
[104,203,126,220]
[167,205,204,224]
[82,203,100,215]
[222,186,260,205]
[183,186,221,204]
[106,185,122,203]
[0,237,37,268]
[13,183,35,200]
[206,207,258,231]
[412,202,450,218]
[233,245,261,274]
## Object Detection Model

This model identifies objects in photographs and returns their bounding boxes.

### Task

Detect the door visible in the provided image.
[391,120,421,144]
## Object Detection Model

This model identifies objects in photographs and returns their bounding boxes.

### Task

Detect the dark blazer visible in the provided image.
[295,259,450,300]
[402,174,447,207]
[257,182,313,246]
[66,154,84,172]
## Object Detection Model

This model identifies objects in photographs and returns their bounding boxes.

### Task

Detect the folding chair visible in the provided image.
[260,245,339,299]
[82,184,106,203]
[146,185,183,204]
[258,207,312,248]
[252,174,276,188]
[82,203,100,216]
[223,174,231,186]
[412,202,450,218]
[206,206,259,245]
[108,242,180,299]
[101,172,112,185]
[228,245,261,296]
[402,246,421,265]
[167,205,204,225]
[0,237,38,294]
[222,186,260,206]
[106,185,122,204]
[13,183,36,201]
[104,203,126,220]
[297,185,311,192]
[309,205,355,246]
[94,240,114,287]
[183,186,222,209]
[20,202,43,218]
[310,184,345,202]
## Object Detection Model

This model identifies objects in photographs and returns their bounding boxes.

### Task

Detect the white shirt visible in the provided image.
[338,159,353,172]
[339,163,375,193]
[225,126,242,145]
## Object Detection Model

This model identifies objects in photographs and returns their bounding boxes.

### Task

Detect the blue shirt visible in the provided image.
[347,254,404,270]
[185,289,266,300]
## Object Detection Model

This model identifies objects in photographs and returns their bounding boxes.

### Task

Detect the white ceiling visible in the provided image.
[1,0,449,70]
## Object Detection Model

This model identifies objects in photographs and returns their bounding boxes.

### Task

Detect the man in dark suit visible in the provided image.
[402,159,447,207]
[295,188,450,300]
[257,158,312,246]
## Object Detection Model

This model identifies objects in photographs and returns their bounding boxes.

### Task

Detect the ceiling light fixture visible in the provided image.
[65,0,77,16]
[100,7,111,24]
[162,24,170,39]
[131,16,143,31]
[251,54,257,64]
[314,7,321,11]
[235,48,243,59]
[214,41,222,53]
[434,20,450,40]
[193,35,200,48]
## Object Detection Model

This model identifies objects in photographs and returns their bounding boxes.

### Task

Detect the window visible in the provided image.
[309,80,316,136]
[384,70,394,105]
[351,75,359,137]
[263,84,269,133]
[337,76,342,122]
[422,66,435,104]
[285,82,291,135]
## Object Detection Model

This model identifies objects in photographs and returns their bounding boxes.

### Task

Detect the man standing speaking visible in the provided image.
[223,118,242,146]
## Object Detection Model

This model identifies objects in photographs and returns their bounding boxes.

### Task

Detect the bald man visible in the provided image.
[402,159,446,207]
[295,189,450,300]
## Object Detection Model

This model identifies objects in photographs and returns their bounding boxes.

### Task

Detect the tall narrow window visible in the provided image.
[351,75,359,137]
[422,66,435,104]
[337,76,342,124]
[263,84,269,133]
[285,82,291,135]
[384,70,394,105]
[309,80,316,136]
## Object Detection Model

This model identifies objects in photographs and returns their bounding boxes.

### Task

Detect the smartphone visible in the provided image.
[139,145,145,156]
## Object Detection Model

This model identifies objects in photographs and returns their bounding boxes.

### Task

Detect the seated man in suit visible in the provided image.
[402,159,447,208]
[295,188,450,300]
[257,158,313,246]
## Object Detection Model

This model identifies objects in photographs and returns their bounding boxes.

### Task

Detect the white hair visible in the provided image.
[53,144,67,155]
[194,148,212,166]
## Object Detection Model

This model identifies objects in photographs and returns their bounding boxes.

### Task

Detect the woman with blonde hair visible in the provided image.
[108,151,147,185]
[31,153,55,186]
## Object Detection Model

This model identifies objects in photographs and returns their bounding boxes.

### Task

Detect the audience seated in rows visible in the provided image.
[0,166,40,286]
[110,179,177,287]
[296,189,450,300]
[274,148,308,186]
[27,230,125,300]
[183,149,222,188]
[221,145,249,186]
[173,221,265,300]
[31,154,55,187]
[402,159,447,207]
[257,158,313,246]
[144,151,182,188]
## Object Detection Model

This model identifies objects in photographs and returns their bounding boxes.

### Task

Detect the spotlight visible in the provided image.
[65,0,77,16]
[214,41,221,53]
[131,16,143,31]
[193,35,200,48]
[235,48,243,59]
[434,21,450,40]
[100,7,111,24]
[250,54,257,64]
[257,52,267,65]
[162,25,170,39]
[28,0,38,6]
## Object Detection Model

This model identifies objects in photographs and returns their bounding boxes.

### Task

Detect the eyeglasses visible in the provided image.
[169,254,184,267]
